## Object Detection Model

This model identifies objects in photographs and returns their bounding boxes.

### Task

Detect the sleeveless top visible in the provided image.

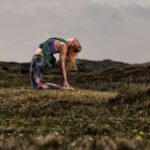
[39,37,68,68]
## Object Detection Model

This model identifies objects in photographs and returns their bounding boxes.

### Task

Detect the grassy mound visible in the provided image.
[0,61,150,149]
[0,87,149,149]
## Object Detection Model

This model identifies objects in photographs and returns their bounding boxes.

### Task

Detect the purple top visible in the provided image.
[48,39,55,54]
[39,37,68,56]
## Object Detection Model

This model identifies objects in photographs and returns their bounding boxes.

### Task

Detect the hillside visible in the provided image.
[0,59,150,90]
[0,59,150,150]
[76,59,130,71]
[0,59,129,74]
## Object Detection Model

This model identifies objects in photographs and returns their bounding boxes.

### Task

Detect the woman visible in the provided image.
[30,37,82,90]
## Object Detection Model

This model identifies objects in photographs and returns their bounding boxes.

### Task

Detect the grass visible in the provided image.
[0,62,150,149]
[0,86,150,150]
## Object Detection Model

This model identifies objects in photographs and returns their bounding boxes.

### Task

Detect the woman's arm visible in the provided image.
[59,44,73,89]
[59,44,67,82]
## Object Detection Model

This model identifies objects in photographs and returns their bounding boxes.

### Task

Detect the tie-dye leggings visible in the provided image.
[30,55,62,89]
[30,55,46,89]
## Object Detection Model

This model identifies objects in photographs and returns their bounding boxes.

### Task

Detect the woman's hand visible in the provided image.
[63,81,74,90]
[59,42,74,90]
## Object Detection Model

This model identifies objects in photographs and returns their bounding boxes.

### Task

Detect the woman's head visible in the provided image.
[66,38,82,70]
[68,37,82,52]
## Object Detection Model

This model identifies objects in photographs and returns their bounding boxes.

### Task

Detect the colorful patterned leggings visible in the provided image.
[30,55,46,89]
[30,55,62,90]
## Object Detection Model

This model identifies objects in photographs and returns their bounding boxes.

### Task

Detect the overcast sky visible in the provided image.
[0,0,150,63]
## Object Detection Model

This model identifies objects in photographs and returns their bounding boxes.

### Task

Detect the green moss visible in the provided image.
[0,87,150,149]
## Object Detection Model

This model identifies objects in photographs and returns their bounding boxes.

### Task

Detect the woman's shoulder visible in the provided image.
[50,37,68,44]
[54,39,68,53]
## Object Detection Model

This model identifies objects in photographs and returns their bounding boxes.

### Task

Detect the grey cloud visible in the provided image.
[122,3,150,19]
[86,3,126,21]
[0,0,150,63]
[0,0,125,21]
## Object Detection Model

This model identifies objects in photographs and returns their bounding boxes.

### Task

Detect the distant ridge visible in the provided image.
[0,59,150,74]
[0,59,130,74]
[0,59,150,87]
[76,59,130,71]
[133,62,150,67]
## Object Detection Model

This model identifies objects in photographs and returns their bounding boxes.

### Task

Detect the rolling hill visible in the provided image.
[0,59,150,150]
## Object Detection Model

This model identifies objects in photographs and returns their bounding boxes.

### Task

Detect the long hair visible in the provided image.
[66,38,81,71]
[66,46,78,71]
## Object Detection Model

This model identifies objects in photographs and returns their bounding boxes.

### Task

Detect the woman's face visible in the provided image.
[71,38,82,52]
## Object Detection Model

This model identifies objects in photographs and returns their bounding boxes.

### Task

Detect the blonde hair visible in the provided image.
[66,38,81,71]
[66,47,78,71]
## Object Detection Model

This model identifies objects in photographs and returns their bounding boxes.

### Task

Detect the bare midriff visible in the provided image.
[34,40,66,56]
[54,40,61,53]
[34,48,43,56]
